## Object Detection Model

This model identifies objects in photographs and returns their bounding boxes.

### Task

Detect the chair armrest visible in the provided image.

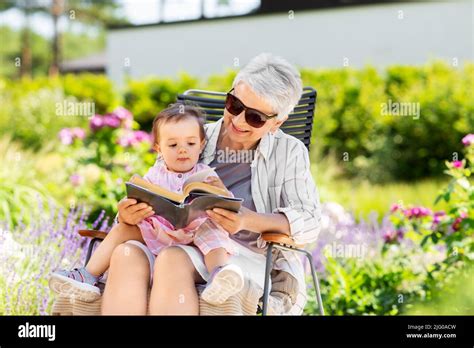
[261,232,302,248]
[78,229,107,240]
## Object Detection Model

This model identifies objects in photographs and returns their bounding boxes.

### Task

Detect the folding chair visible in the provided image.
[77,87,324,315]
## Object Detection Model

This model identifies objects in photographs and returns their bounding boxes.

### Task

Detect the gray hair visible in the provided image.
[233,53,303,121]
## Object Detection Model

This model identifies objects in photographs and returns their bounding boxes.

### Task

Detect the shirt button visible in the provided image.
[178,174,182,178]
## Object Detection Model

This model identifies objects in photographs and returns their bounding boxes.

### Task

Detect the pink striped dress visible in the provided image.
[137,160,236,256]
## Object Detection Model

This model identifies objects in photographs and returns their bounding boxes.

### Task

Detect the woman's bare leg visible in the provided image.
[148,247,204,315]
[101,243,150,315]
[86,223,144,276]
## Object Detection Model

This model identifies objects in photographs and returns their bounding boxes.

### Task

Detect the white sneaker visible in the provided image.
[201,264,244,305]
[49,268,101,302]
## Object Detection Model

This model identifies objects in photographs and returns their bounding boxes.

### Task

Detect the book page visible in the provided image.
[182,167,216,187]
[128,174,185,203]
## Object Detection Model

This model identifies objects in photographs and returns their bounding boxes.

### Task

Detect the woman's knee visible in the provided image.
[154,247,192,275]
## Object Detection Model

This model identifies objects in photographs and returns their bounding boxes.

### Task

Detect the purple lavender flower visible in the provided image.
[0,199,105,315]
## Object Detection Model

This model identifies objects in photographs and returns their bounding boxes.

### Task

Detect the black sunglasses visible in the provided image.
[225,88,278,128]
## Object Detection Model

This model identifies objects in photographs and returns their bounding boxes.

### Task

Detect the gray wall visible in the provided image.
[107,0,473,85]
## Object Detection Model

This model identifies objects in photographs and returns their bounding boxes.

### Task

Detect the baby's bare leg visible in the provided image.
[86,222,144,276]
[204,248,230,273]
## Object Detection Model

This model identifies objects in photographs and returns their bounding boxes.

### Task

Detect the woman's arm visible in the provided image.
[272,141,321,244]
[206,206,291,235]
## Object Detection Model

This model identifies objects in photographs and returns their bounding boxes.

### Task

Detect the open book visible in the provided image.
[125,167,243,228]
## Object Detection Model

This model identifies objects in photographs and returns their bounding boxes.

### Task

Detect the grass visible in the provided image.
[310,152,448,220]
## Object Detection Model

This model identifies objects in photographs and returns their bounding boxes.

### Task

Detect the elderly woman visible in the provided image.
[101,53,321,315]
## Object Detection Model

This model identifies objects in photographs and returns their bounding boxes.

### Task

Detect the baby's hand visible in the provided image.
[203,176,232,197]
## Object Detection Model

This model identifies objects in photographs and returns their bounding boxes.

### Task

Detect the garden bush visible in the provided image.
[57,107,156,222]
[301,61,474,182]
[304,134,473,315]
[1,62,471,181]
[0,74,119,151]
[123,73,198,128]
[0,137,68,226]
[123,61,473,182]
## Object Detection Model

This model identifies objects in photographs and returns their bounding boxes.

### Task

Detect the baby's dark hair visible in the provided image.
[151,103,206,145]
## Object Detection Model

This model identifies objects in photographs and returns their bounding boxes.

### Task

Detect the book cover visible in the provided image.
[125,170,243,228]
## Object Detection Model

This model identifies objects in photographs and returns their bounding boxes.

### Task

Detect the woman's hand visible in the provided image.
[206,206,254,234]
[117,198,154,225]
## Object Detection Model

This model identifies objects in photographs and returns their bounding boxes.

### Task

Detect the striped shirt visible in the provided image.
[200,118,322,315]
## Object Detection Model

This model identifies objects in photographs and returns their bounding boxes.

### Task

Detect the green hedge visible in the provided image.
[122,62,473,182]
[1,62,472,181]
[0,74,118,150]
[300,62,474,182]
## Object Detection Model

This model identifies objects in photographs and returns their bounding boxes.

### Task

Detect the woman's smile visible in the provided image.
[230,121,250,135]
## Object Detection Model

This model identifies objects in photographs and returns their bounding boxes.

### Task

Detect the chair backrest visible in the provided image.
[176,87,317,151]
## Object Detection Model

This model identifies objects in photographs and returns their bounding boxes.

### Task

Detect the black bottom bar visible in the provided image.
[0,315,473,346]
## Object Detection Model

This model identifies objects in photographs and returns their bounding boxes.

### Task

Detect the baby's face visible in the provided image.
[155,117,205,173]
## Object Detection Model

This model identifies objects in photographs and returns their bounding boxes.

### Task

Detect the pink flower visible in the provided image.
[403,206,432,219]
[452,211,468,231]
[462,134,474,146]
[452,160,463,168]
[89,115,104,131]
[89,114,121,131]
[432,211,446,224]
[102,114,121,128]
[383,229,403,243]
[71,127,85,140]
[133,130,152,143]
[89,108,133,131]
[58,128,73,145]
[58,127,85,145]
[390,203,401,213]
[112,107,133,121]
[452,217,462,231]
[69,173,83,187]
[117,130,152,148]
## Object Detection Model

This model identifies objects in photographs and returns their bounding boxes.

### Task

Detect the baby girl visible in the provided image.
[50,104,244,305]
